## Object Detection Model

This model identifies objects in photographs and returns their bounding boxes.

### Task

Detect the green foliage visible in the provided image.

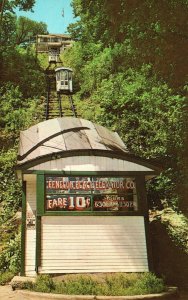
[34,275,55,293]
[159,208,188,252]
[91,67,185,160]
[0,271,14,285]
[70,0,188,87]
[126,273,165,296]
[3,0,35,13]
[37,53,49,70]
[24,273,165,296]
[0,148,21,225]
[64,39,186,210]
[0,12,17,49]
[0,83,44,138]
[72,64,185,210]
[0,47,46,98]
[0,232,21,274]
[0,8,47,98]
[16,16,48,45]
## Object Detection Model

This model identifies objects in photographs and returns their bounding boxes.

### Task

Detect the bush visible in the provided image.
[56,275,97,295]
[0,271,14,285]
[34,275,55,293]
[127,273,165,296]
[0,232,21,274]
[24,273,166,296]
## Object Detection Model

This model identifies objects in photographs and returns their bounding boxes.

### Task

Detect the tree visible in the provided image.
[16,16,48,46]
[0,0,36,37]
[65,0,188,214]
[0,0,47,96]
[69,0,188,88]
[0,0,35,15]
[0,14,47,98]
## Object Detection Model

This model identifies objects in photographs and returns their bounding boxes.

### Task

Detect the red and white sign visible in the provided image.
[45,176,137,212]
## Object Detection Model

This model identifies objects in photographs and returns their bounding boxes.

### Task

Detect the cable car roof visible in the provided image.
[55,67,73,72]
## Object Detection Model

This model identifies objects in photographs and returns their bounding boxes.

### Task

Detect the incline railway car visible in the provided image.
[55,67,73,94]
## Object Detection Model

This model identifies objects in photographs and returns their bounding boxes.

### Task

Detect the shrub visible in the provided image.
[57,275,97,295]
[24,272,166,296]
[128,273,165,295]
[0,271,14,285]
[34,275,55,293]
[0,232,21,274]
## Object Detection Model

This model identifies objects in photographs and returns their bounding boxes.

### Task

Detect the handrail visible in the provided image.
[69,95,77,118]
[45,91,50,120]
[58,93,62,117]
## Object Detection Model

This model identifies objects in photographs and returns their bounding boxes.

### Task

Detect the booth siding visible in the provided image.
[16,117,160,277]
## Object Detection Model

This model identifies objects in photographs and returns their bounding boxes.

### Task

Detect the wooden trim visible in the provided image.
[37,174,45,215]
[35,216,41,273]
[136,176,148,215]
[21,181,26,276]
[15,149,162,173]
[36,174,43,272]
[23,170,157,176]
[137,176,154,271]
[43,211,143,216]
[144,216,154,272]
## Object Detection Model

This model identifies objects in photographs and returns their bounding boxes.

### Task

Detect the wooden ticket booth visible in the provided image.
[16,117,160,277]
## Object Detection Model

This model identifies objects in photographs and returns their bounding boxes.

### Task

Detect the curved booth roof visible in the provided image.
[17,117,127,165]
[16,117,160,174]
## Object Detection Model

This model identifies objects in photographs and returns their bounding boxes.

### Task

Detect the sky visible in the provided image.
[15,0,75,34]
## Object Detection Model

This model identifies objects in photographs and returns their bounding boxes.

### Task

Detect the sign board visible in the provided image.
[26,211,36,229]
[45,176,138,212]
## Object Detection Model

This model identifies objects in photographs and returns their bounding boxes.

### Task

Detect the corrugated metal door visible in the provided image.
[39,216,148,274]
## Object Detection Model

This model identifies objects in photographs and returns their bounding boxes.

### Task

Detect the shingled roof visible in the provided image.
[17,117,129,166]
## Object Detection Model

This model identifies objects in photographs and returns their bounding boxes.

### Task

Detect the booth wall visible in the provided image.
[39,216,148,274]
[25,175,36,276]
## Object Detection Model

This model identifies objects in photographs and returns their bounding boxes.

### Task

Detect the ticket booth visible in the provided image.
[16,117,160,277]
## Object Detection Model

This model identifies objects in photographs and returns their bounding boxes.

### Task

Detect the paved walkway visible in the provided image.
[0,285,20,299]
[0,285,188,300]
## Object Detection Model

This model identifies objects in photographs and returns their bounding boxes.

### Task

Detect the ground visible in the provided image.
[0,285,20,299]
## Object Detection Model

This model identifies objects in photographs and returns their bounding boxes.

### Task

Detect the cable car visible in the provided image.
[48,47,60,63]
[55,67,73,94]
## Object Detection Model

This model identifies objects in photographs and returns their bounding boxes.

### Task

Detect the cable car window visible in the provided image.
[61,81,68,85]
[56,72,60,81]
[61,81,68,86]
[60,71,68,81]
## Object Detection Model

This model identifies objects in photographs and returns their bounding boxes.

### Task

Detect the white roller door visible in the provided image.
[39,216,148,274]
